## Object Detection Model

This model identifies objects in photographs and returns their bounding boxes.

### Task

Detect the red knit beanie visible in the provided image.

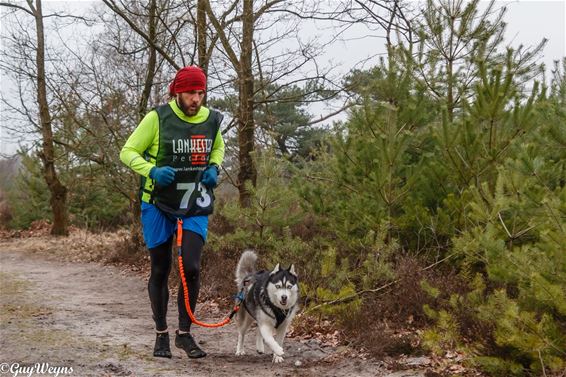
[169,66,206,96]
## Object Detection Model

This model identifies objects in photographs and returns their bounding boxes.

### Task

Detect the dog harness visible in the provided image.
[242,271,295,329]
[265,300,293,329]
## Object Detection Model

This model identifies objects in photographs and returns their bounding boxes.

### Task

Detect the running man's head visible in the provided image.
[169,66,206,116]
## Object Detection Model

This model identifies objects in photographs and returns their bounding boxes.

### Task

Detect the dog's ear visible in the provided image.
[270,263,281,275]
[289,264,297,277]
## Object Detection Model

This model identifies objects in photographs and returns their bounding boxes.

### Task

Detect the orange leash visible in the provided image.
[176,219,240,328]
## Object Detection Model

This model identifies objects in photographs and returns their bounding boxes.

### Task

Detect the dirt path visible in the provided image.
[0,248,424,377]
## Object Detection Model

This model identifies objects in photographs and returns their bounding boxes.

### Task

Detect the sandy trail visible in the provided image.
[0,249,412,377]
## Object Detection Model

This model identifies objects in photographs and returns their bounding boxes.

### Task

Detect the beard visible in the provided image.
[177,97,201,116]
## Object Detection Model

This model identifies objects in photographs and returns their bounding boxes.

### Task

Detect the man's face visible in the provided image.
[177,90,205,116]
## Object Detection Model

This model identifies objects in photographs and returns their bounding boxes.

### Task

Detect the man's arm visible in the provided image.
[209,129,225,167]
[119,110,159,177]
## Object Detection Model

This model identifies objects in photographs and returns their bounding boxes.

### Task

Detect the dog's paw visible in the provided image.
[271,345,284,363]
[235,349,246,356]
[273,344,284,356]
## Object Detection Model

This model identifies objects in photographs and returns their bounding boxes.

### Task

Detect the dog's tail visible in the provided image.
[235,250,257,288]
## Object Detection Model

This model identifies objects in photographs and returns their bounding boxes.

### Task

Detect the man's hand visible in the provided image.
[201,165,219,189]
[149,166,176,186]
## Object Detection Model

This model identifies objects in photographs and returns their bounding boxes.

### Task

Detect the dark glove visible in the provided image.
[149,166,176,186]
[201,164,219,189]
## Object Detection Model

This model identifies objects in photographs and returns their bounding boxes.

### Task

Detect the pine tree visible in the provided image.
[423,56,566,376]
[299,48,436,302]
[410,0,507,121]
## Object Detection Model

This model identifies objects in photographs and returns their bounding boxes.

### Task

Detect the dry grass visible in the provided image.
[0,272,51,327]
[0,271,29,294]
[0,222,149,273]
[340,255,465,358]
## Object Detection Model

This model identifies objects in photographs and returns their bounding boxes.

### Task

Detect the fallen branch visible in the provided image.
[304,253,455,314]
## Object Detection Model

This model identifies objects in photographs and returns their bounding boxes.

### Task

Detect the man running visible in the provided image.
[120,65,224,359]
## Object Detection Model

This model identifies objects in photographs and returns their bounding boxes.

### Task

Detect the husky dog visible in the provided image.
[234,250,299,363]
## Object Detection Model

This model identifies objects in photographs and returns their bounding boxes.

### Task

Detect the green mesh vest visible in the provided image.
[149,104,222,217]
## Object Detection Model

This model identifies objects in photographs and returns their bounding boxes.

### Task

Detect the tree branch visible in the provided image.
[0,2,33,16]
[203,0,240,69]
[102,0,180,70]
[304,253,455,314]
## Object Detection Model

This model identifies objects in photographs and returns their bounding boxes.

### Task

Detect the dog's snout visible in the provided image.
[281,295,287,302]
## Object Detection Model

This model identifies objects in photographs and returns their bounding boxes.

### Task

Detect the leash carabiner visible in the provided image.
[176,218,240,328]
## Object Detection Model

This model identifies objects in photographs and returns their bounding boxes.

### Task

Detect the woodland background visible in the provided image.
[0,1,565,376]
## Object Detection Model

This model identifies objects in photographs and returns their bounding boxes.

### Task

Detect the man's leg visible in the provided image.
[175,230,206,358]
[148,237,173,358]
[149,237,173,331]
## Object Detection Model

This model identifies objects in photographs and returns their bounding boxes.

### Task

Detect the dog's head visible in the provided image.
[266,264,299,310]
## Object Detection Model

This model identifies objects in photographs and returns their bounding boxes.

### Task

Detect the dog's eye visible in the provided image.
[275,284,282,289]
[287,285,292,289]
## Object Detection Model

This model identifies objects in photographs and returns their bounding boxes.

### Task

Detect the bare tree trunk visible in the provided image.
[33,0,68,236]
[129,0,158,251]
[138,0,157,120]
[237,0,256,207]
[197,0,208,107]
[204,0,257,207]
[197,0,207,73]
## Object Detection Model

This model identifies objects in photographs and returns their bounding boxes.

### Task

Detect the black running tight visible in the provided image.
[148,230,204,332]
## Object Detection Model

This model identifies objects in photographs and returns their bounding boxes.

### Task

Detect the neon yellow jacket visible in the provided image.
[120,100,225,203]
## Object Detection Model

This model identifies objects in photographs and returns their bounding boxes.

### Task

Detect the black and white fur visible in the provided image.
[235,250,299,363]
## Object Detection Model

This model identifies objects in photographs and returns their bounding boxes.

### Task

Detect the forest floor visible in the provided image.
[0,227,475,377]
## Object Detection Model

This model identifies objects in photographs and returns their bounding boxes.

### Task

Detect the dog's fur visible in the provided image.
[234,250,299,363]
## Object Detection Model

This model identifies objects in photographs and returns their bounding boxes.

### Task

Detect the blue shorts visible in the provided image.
[140,202,209,249]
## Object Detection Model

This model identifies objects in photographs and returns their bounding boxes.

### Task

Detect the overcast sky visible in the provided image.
[0,0,565,157]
